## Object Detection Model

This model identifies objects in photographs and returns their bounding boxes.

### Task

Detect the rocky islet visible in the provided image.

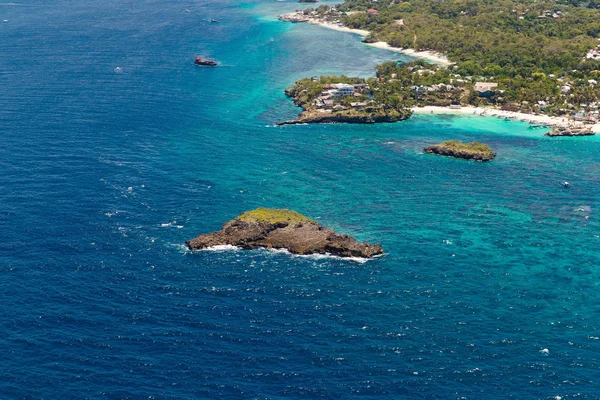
[186,208,383,258]
[424,140,497,162]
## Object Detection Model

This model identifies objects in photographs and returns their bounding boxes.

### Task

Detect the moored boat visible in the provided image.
[194,57,217,66]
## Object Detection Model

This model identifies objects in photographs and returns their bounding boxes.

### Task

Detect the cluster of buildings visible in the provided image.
[313,83,371,110]
[585,40,600,61]
[518,98,600,123]
[539,9,562,19]
[412,81,497,99]
[413,83,460,95]
[512,8,562,19]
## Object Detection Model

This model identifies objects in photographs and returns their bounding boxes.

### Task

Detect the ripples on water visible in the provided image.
[0,0,599,398]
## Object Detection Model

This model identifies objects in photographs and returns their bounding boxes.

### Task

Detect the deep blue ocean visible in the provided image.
[1,0,600,398]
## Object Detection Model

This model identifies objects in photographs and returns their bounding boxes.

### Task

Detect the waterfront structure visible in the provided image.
[474,82,498,97]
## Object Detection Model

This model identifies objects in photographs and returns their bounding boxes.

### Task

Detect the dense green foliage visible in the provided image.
[287,61,463,111]
[338,0,600,74]
[425,140,496,161]
[433,140,494,155]
[299,0,600,116]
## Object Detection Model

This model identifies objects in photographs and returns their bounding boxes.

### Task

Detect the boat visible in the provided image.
[561,181,570,188]
[194,57,217,66]
[211,19,220,23]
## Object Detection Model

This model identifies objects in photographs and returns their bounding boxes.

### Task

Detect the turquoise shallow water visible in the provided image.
[1,0,600,398]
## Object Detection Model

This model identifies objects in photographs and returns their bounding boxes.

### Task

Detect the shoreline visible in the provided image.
[308,20,452,66]
[282,13,453,66]
[412,106,600,132]
[278,13,596,133]
[363,40,453,67]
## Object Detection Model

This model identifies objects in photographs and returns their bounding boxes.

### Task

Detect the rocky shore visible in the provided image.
[279,82,412,126]
[186,208,383,258]
[424,140,496,162]
[545,126,595,137]
[277,109,411,125]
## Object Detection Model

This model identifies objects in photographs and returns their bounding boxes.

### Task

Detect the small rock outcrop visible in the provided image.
[186,208,383,258]
[278,13,309,23]
[424,140,496,162]
[545,126,595,136]
[194,57,217,66]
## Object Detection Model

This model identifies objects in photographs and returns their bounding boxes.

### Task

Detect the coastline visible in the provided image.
[306,19,369,37]
[278,12,596,133]
[365,41,453,67]
[412,106,600,132]
[296,17,453,66]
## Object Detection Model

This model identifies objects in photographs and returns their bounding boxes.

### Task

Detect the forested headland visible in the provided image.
[293,0,600,118]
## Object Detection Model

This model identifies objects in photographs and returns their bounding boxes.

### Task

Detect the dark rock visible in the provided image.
[186,208,383,258]
[545,127,595,136]
[194,57,217,66]
[276,110,411,125]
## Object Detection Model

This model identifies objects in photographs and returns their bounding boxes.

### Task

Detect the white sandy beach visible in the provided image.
[307,20,370,37]
[303,18,453,66]
[365,41,452,66]
[412,106,600,132]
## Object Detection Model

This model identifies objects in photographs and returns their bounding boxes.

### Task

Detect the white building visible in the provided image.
[331,83,355,97]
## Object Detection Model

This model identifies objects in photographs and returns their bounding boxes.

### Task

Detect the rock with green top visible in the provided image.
[236,208,312,225]
[186,207,383,258]
[424,140,496,162]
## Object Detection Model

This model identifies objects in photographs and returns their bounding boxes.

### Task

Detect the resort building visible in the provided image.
[330,83,355,97]
[350,102,368,109]
[474,82,498,97]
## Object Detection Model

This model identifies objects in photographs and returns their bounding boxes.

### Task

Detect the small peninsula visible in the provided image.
[424,141,496,162]
[278,78,412,125]
[186,208,383,258]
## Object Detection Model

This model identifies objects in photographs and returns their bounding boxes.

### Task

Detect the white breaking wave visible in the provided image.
[264,247,374,263]
[202,244,241,251]
[187,245,380,263]
[160,222,184,229]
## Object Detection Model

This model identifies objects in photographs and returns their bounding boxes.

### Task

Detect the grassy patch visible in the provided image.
[434,140,494,155]
[237,208,313,225]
